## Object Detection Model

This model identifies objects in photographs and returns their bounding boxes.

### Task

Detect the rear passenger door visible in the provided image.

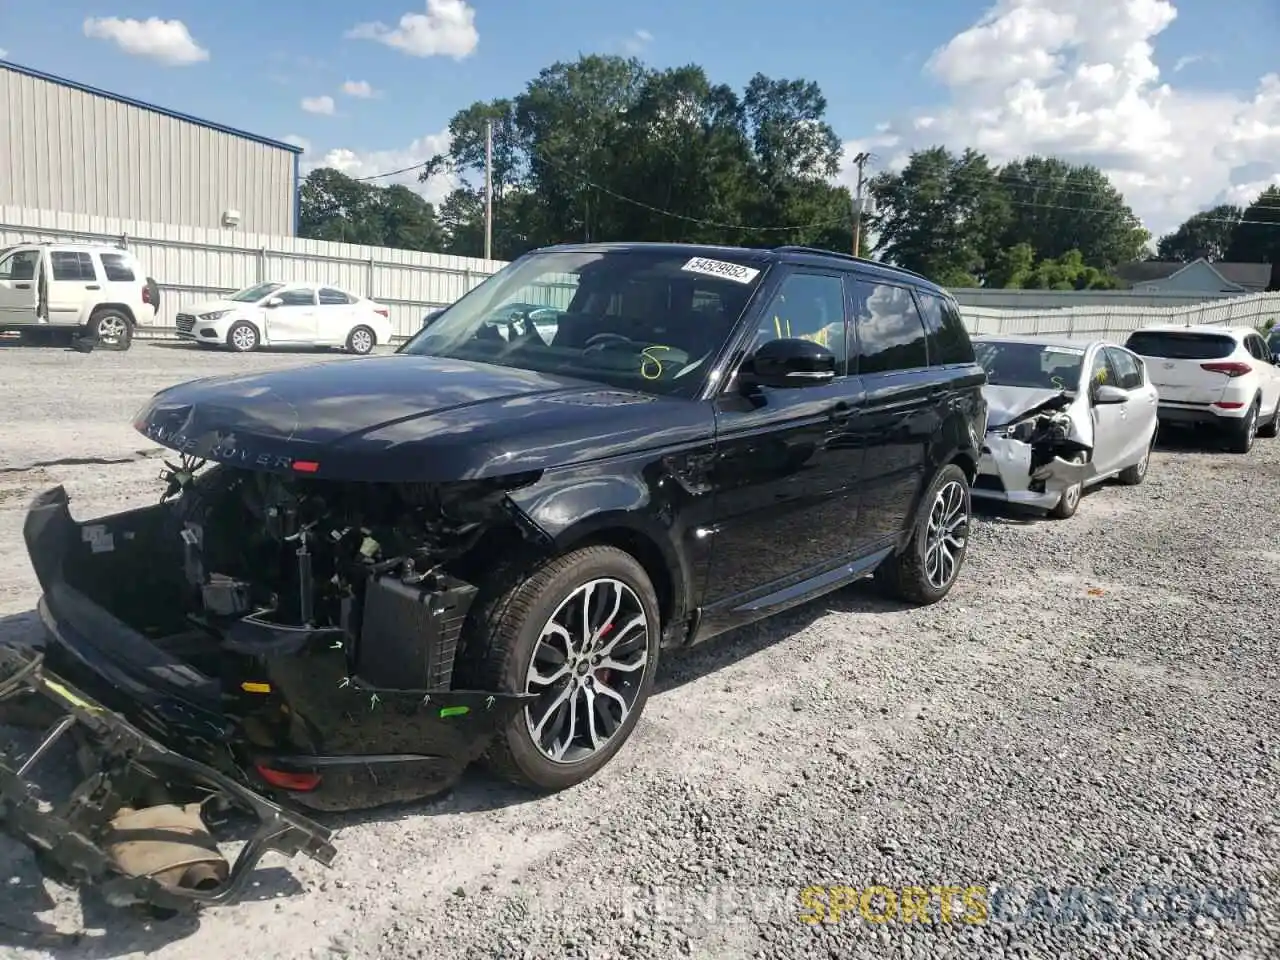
[46,250,100,324]
[317,287,358,342]
[847,279,950,549]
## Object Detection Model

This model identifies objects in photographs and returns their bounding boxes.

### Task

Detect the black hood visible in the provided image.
[134,355,713,483]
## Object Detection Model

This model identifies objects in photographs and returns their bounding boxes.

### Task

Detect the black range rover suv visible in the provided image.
[21,242,988,811]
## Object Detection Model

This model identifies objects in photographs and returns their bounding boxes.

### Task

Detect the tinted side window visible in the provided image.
[851,280,929,374]
[278,287,317,306]
[319,287,354,305]
[753,272,848,375]
[0,250,38,281]
[1246,335,1268,361]
[99,253,136,282]
[51,251,96,282]
[1088,348,1116,389]
[915,290,975,365]
[1106,347,1143,390]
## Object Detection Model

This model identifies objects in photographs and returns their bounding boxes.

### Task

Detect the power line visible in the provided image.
[349,160,433,182]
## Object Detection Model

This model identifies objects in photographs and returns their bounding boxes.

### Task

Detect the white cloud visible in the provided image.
[283,135,311,154]
[623,29,654,54]
[82,17,209,66]
[836,0,1280,238]
[0,50,8,60]
[346,0,478,60]
[304,131,459,206]
[1173,53,1204,72]
[301,95,336,116]
[341,80,379,98]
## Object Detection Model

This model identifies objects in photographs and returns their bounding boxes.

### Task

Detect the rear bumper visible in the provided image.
[0,644,336,912]
[22,484,536,813]
[1157,402,1242,425]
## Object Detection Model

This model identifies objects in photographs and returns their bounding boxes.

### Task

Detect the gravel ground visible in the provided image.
[0,340,1278,960]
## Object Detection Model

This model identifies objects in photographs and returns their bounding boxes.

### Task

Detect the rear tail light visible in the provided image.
[1200,361,1252,377]
[141,285,152,305]
[374,307,389,318]
[255,764,322,792]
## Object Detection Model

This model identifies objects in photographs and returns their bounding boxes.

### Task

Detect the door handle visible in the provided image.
[85,284,101,290]
[14,282,30,290]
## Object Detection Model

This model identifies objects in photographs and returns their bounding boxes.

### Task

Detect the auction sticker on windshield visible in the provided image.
[682,257,760,284]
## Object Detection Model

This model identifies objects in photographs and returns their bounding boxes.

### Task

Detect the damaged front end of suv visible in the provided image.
[973,388,1096,510]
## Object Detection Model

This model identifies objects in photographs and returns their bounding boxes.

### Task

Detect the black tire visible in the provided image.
[1225,399,1260,454]
[1048,452,1087,519]
[1258,401,1280,439]
[226,320,260,353]
[346,325,376,355]
[1117,432,1156,486]
[87,308,133,351]
[458,545,661,792]
[873,462,971,605]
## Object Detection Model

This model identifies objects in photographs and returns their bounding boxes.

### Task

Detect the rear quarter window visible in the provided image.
[98,252,136,282]
[1124,332,1237,360]
[916,290,975,365]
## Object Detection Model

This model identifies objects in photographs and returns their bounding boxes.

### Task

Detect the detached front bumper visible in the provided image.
[0,644,336,912]
[22,484,537,814]
[974,435,1096,510]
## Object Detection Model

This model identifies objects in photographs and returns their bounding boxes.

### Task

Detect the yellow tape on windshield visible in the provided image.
[641,345,672,380]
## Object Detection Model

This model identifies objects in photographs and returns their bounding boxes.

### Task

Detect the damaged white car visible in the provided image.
[971,336,1159,519]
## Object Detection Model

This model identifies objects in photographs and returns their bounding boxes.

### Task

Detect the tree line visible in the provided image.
[296,54,1280,289]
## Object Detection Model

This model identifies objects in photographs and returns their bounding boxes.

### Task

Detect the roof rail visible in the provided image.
[771,245,929,282]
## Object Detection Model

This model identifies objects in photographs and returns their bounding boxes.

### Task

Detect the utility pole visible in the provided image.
[483,119,494,261]
[851,151,871,257]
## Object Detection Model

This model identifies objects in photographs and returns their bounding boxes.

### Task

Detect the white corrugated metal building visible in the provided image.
[0,60,302,235]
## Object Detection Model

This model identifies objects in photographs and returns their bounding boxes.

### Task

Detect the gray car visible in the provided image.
[971,335,1160,519]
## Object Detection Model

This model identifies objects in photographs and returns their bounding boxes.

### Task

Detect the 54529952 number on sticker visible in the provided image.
[681,256,760,285]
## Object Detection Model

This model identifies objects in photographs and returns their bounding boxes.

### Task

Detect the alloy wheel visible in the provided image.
[350,328,374,354]
[1246,405,1258,446]
[524,578,650,764]
[231,326,257,351]
[924,479,968,590]
[97,315,127,346]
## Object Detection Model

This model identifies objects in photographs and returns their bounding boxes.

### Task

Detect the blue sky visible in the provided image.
[3,1,1280,234]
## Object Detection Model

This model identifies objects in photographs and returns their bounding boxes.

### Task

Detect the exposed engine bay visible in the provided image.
[979,391,1095,496]
[161,456,523,629]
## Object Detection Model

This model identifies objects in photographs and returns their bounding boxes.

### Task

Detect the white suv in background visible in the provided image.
[0,242,158,350]
[1124,324,1280,453]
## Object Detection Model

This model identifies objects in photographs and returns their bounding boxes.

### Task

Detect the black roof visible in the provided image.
[535,242,943,293]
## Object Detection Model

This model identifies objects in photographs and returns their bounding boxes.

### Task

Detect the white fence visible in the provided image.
[950,286,1241,310]
[4,205,1278,344]
[959,292,1280,341]
[1,206,507,340]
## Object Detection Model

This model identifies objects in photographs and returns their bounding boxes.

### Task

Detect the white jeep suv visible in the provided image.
[1124,324,1280,453]
[0,242,159,351]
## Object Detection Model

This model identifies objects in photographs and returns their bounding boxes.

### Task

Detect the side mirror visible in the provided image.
[422,308,444,328]
[740,338,837,390]
[264,296,283,308]
[1094,384,1127,404]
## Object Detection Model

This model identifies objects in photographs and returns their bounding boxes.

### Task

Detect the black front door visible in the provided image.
[699,268,866,614]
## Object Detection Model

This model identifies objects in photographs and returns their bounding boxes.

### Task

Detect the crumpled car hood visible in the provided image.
[983,385,1072,428]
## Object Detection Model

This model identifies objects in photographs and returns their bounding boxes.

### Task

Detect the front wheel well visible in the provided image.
[949,451,977,484]
[562,527,676,631]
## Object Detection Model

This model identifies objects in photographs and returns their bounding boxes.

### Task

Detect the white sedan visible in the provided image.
[174,281,394,354]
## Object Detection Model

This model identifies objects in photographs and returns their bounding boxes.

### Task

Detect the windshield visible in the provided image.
[228,281,285,303]
[1125,331,1235,360]
[398,249,767,398]
[973,340,1085,391]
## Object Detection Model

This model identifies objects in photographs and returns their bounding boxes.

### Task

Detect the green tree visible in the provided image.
[425,55,854,255]
[1019,249,1120,290]
[994,156,1149,270]
[867,146,1010,286]
[298,168,442,251]
[1156,204,1242,261]
[1225,187,1280,264]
